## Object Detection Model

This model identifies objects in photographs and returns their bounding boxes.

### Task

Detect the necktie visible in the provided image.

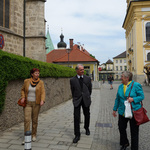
[79,77,83,89]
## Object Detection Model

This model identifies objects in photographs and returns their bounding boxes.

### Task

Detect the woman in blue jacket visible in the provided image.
[112,71,144,150]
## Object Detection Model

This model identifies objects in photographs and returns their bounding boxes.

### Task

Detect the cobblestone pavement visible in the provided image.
[91,81,150,150]
[0,81,150,150]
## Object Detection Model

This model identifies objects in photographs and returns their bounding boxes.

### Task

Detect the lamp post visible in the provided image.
[66,48,71,67]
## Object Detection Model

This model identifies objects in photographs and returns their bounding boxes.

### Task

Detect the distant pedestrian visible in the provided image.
[20,68,45,145]
[102,78,105,84]
[70,64,92,143]
[112,71,144,150]
[108,74,114,89]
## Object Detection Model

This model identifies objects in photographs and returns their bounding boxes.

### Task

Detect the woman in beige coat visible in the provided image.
[21,68,45,144]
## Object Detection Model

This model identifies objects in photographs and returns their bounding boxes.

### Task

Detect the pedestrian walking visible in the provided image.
[108,74,114,89]
[112,71,144,150]
[102,78,105,84]
[70,64,92,143]
[20,68,45,144]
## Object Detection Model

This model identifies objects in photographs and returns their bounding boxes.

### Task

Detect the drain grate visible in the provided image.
[95,123,112,128]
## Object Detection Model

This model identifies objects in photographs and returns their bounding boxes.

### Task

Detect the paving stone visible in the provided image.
[0,143,11,148]
[77,143,91,149]
[48,144,69,149]
[7,144,24,150]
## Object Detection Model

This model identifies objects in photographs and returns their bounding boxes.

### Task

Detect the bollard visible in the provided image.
[25,131,32,150]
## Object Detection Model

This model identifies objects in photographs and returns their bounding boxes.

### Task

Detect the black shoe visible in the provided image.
[85,129,90,135]
[120,144,129,150]
[73,136,80,143]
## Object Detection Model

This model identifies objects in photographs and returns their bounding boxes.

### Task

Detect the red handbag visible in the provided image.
[132,102,149,125]
[129,82,150,125]
[17,98,26,107]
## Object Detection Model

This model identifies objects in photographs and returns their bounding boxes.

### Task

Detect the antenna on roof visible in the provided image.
[61,28,63,34]
[47,25,49,32]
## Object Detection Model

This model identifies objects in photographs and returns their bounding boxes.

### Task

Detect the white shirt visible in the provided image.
[77,75,83,79]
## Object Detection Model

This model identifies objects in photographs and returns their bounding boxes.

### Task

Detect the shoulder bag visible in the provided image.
[129,82,149,125]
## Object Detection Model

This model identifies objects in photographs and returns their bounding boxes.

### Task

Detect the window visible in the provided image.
[84,66,90,69]
[146,22,150,41]
[120,60,122,63]
[116,75,118,80]
[116,66,118,71]
[124,66,127,71]
[116,60,118,63]
[147,52,150,61]
[120,66,122,71]
[0,0,10,28]
[84,66,90,76]
[124,59,126,63]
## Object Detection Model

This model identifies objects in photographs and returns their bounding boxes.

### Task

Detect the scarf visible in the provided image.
[30,77,40,87]
[123,81,132,95]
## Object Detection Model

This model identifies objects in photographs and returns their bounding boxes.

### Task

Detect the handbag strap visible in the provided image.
[128,82,134,109]
[128,82,134,98]
[128,82,143,109]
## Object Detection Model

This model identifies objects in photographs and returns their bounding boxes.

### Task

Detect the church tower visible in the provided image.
[123,0,150,84]
[25,0,46,61]
[46,25,54,54]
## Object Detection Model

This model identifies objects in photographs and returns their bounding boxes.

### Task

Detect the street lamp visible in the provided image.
[66,48,71,67]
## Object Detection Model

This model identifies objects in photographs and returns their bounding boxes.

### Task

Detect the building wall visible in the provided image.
[106,64,113,70]
[0,0,46,62]
[113,58,127,79]
[0,30,23,55]
[123,1,150,84]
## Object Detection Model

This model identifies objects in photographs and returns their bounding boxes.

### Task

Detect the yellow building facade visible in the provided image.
[64,63,98,81]
[123,0,150,84]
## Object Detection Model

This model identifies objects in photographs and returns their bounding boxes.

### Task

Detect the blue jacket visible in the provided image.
[113,80,144,116]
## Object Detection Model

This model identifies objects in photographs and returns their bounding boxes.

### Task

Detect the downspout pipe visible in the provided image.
[23,0,26,57]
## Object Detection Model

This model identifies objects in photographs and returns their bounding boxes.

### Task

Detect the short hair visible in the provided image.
[75,64,84,70]
[122,71,133,81]
[30,68,40,77]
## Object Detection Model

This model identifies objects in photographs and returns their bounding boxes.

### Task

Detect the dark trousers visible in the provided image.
[74,100,90,136]
[118,115,139,150]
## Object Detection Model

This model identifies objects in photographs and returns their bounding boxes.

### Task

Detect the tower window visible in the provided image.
[146,22,150,42]
[0,0,10,28]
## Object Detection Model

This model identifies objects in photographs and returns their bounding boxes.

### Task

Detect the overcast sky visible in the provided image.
[45,0,127,64]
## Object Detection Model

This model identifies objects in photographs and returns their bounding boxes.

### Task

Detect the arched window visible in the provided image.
[0,0,10,28]
[147,52,150,61]
[146,22,150,41]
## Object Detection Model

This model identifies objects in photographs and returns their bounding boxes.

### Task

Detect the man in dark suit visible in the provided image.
[70,64,92,143]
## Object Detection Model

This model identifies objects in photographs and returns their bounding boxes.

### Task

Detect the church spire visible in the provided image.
[46,25,54,54]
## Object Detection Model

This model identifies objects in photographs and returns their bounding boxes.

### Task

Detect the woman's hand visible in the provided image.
[21,98,25,104]
[127,97,134,103]
[40,100,44,106]
[112,111,117,117]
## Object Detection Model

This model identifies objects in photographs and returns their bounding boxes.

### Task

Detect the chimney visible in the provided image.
[69,39,73,50]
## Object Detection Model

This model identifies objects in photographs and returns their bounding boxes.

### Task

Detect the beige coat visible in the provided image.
[21,78,45,104]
